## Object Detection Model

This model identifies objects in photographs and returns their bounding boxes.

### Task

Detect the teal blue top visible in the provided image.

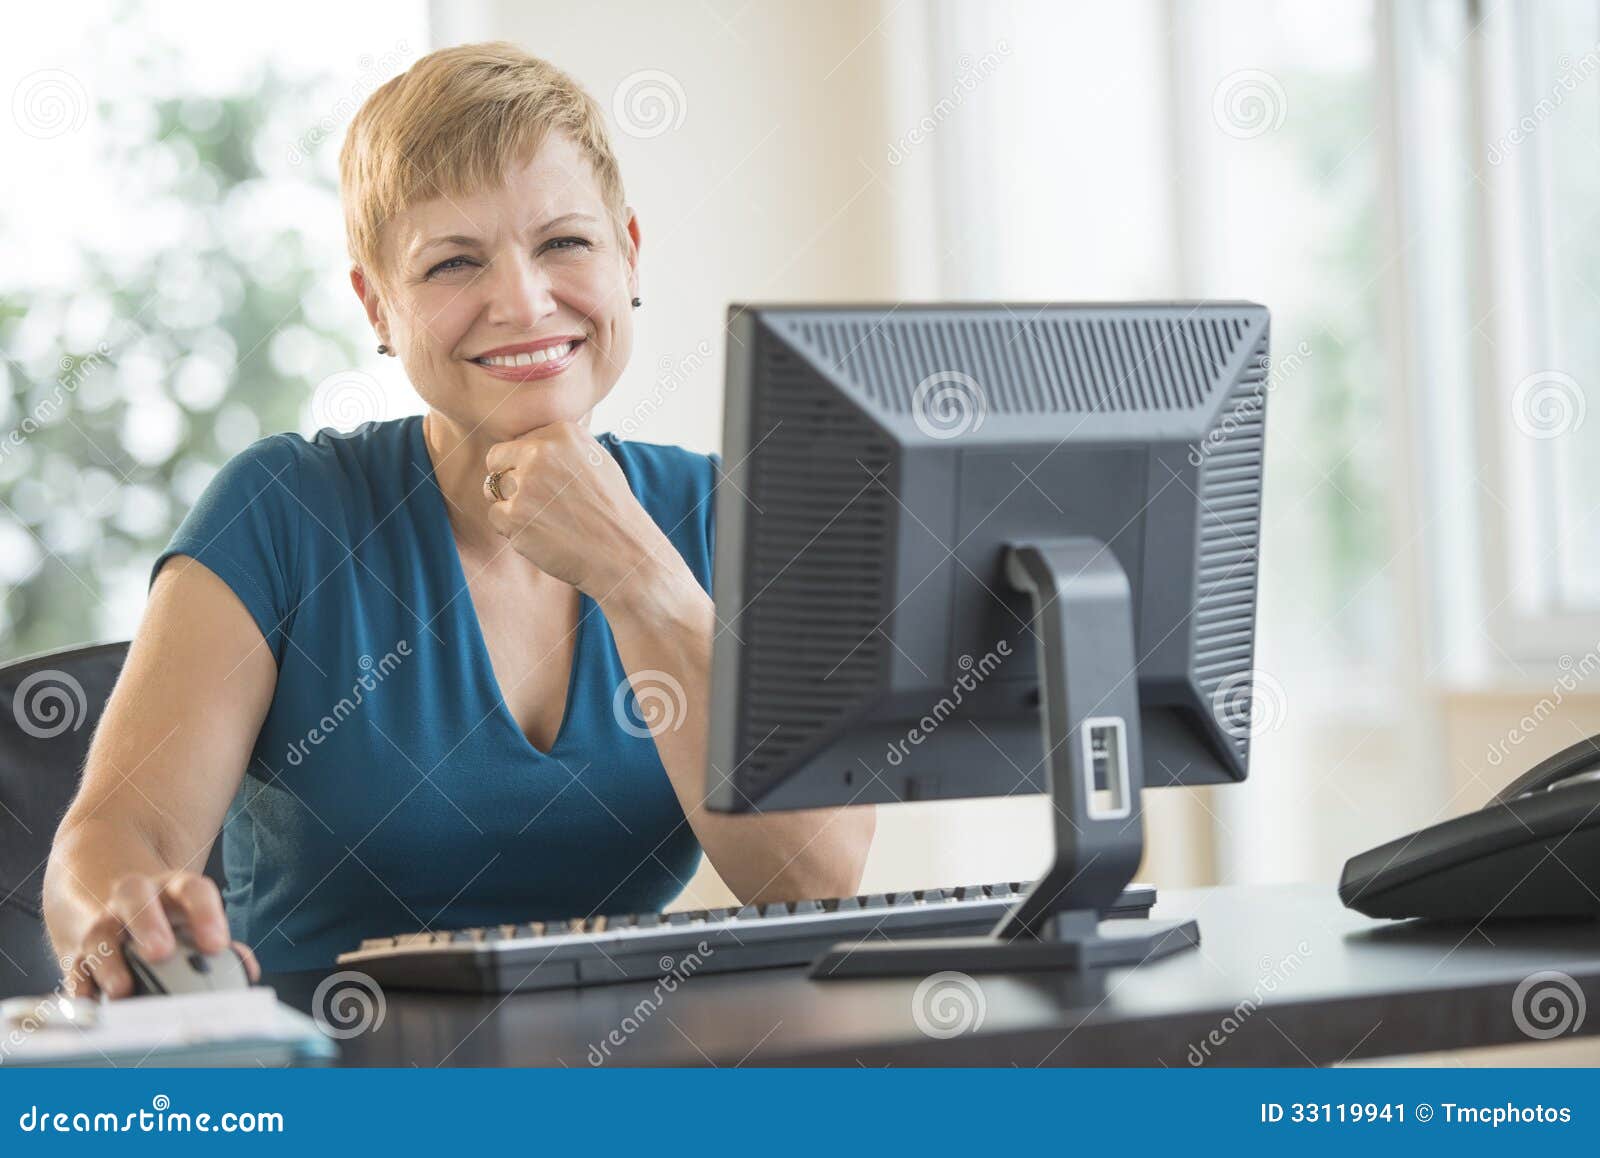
[150,416,713,970]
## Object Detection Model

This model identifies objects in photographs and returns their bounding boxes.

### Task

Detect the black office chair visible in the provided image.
[0,641,226,997]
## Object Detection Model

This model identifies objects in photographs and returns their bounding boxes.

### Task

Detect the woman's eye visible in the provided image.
[543,236,591,253]
[426,256,475,277]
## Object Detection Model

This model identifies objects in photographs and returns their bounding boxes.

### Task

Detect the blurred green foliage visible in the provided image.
[0,64,361,660]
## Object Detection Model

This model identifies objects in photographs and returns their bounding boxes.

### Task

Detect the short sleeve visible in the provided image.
[149,434,303,665]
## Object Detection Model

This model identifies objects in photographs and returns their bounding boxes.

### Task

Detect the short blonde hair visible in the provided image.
[339,42,627,279]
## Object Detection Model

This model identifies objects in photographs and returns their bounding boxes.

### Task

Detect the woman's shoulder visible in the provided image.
[151,418,425,656]
[207,417,420,509]
[599,432,718,504]
[600,433,719,580]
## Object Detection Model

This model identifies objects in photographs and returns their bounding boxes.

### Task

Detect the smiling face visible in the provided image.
[356,132,638,442]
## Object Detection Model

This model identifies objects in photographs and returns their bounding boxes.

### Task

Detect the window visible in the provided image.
[1479,0,1600,656]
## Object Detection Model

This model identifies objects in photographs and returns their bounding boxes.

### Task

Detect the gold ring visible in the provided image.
[485,470,508,502]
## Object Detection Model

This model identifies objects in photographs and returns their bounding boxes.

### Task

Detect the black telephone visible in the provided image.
[1340,732,1600,921]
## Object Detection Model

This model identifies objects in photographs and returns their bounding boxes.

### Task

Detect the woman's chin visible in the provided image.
[481,393,596,439]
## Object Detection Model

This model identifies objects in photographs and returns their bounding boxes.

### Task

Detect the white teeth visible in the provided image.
[477,342,574,368]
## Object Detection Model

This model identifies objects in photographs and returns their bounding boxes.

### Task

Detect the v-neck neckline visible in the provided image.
[410,415,590,761]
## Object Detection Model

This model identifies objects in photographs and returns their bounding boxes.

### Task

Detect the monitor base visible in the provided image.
[809,910,1200,979]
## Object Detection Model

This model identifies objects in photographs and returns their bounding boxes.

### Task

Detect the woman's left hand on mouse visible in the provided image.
[60,870,261,999]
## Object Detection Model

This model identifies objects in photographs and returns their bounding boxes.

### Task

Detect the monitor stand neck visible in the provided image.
[810,538,1200,980]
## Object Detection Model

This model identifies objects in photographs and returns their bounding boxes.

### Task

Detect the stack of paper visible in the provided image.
[0,988,336,1067]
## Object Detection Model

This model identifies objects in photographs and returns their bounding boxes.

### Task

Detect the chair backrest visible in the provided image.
[0,641,226,997]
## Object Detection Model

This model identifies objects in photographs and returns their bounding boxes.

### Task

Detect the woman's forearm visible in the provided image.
[597,551,876,904]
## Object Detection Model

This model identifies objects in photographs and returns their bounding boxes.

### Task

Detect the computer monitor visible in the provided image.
[704,302,1270,976]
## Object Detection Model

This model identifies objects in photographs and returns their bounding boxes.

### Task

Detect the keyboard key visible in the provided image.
[834,896,862,912]
[702,908,732,923]
[734,905,761,920]
[761,902,792,918]
[792,900,825,914]
[921,889,948,903]
[862,894,889,909]
[891,892,917,906]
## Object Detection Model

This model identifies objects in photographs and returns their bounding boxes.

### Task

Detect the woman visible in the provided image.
[43,42,875,995]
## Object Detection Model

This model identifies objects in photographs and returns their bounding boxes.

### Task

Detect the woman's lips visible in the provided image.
[469,339,585,381]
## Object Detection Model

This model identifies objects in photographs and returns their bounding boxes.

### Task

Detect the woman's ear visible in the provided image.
[350,265,388,345]
[623,210,642,297]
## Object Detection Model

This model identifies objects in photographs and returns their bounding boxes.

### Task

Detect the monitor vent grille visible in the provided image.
[1191,330,1267,764]
[734,342,894,798]
[782,310,1255,415]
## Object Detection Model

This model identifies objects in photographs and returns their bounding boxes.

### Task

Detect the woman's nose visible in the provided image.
[483,253,557,330]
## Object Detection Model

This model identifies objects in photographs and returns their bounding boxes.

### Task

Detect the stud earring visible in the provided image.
[376,343,390,355]
[631,297,641,309]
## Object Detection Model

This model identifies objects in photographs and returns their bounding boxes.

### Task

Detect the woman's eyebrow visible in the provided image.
[532,211,599,232]
[413,233,483,258]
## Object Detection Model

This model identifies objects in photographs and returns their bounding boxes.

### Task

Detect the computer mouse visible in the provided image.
[1340,733,1600,922]
[123,931,251,996]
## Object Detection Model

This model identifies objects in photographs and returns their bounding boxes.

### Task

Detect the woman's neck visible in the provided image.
[420,410,506,554]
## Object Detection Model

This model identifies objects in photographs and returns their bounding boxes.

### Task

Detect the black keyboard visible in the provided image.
[336,881,1157,993]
